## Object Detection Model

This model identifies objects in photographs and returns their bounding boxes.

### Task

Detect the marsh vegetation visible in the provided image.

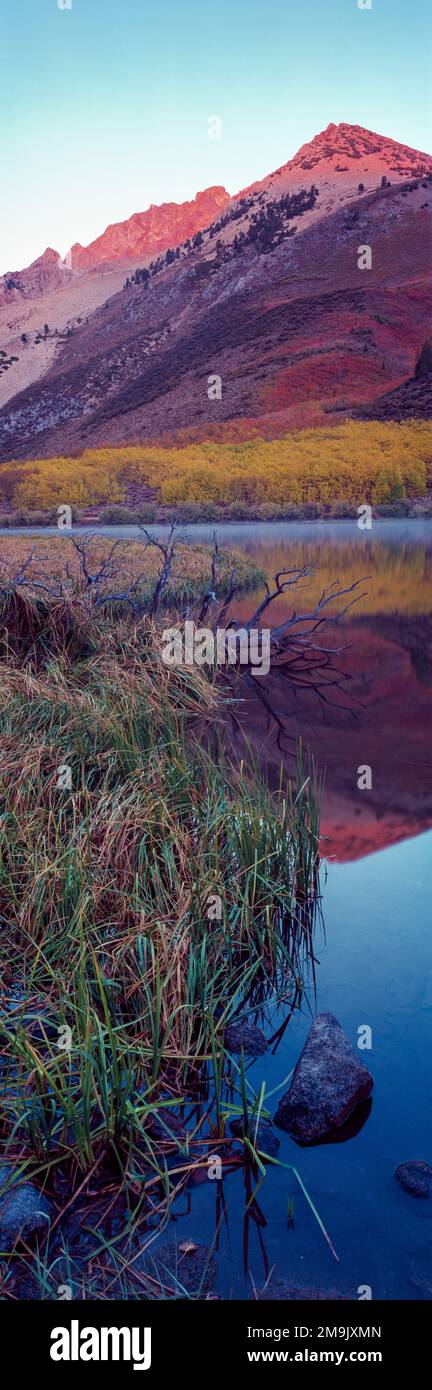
[0,534,336,1299]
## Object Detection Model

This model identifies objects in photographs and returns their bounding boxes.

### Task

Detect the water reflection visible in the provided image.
[223,521,432,861]
[163,522,432,1300]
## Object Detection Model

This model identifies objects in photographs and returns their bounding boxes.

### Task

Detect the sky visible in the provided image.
[1,0,431,273]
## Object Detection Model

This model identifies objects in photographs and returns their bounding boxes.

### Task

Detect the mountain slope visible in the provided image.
[0,186,231,409]
[1,123,431,459]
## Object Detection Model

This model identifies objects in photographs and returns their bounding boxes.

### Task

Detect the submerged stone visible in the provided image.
[0,1164,53,1251]
[224,1019,267,1056]
[229,1118,280,1155]
[274,1012,373,1142]
[395,1160,432,1198]
[145,1111,186,1144]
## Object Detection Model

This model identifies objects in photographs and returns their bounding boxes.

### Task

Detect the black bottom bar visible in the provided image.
[1,1298,426,1378]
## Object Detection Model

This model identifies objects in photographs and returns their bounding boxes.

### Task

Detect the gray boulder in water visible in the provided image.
[224,1019,267,1056]
[274,1012,373,1142]
[0,1164,53,1250]
[395,1161,432,1198]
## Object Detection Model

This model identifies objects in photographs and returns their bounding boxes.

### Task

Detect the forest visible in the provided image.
[1,421,430,511]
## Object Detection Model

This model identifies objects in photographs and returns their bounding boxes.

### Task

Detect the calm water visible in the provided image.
[174,835,432,1301]
[3,521,432,1299]
[174,520,432,1300]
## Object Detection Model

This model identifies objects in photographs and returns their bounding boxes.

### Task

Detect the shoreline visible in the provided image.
[1,507,432,536]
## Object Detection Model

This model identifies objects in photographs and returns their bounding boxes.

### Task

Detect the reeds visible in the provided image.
[0,592,322,1297]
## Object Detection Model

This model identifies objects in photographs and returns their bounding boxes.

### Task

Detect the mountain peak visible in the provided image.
[239,121,432,200]
[67,185,231,271]
[293,120,432,168]
[39,247,62,264]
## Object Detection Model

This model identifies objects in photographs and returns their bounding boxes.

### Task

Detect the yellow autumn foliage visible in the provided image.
[1,421,431,509]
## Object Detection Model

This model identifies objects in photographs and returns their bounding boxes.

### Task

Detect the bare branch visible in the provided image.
[269,577,370,644]
[68,534,124,590]
[212,569,239,629]
[198,530,219,622]
[138,523,178,617]
[243,565,315,629]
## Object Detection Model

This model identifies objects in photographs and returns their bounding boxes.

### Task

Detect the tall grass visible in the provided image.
[0,591,322,1297]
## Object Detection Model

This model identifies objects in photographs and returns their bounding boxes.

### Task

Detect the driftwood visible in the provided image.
[202,535,367,717]
[0,529,368,723]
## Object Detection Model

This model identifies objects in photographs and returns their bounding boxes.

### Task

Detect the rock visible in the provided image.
[60,1192,129,1258]
[256,1280,353,1300]
[0,1164,53,1251]
[132,1240,216,1297]
[274,1012,373,1143]
[410,1244,432,1297]
[224,1019,267,1056]
[229,1118,280,1155]
[145,1111,186,1144]
[395,1161,432,1198]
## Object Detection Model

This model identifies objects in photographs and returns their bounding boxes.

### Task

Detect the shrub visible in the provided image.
[330,501,356,518]
[5,509,32,526]
[50,504,79,524]
[23,510,51,526]
[99,505,137,524]
[169,502,202,523]
[171,501,221,523]
[198,502,222,521]
[295,502,323,519]
[374,500,410,517]
[3,508,75,527]
[137,504,158,523]
[224,502,251,519]
[254,502,283,519]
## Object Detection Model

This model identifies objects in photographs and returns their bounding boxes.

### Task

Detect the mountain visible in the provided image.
[0,185,231,410]
[4,123,429,285]
[0,248,66,306]
[67,187,230,270]
[0,123,431,458]
[240,121,432,197]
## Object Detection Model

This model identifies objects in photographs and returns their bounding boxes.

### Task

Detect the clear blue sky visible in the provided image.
[1,0,431,272]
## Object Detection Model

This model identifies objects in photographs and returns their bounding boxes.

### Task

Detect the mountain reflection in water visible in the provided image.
[221,519,432,862]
